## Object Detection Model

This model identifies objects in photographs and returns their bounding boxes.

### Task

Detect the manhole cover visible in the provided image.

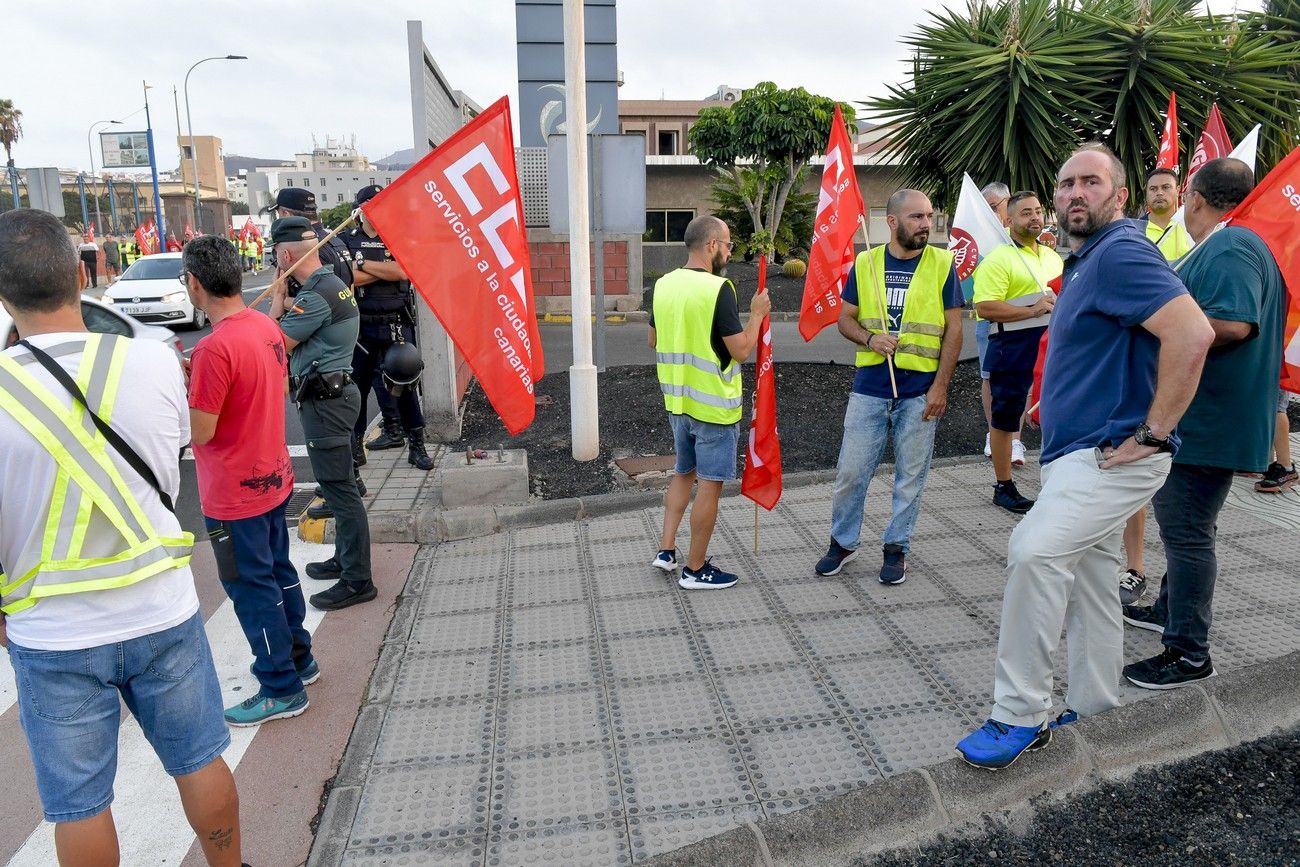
[614,455,676,478]
[285,487,317,524]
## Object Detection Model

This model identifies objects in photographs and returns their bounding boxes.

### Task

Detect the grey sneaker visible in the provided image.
[1118,568,1147,606]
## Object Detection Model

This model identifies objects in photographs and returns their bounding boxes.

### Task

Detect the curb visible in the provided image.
[643,650,1300,866]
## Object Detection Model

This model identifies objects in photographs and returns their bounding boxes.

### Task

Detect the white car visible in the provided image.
[104,252,207,330]
[2,295,183,356]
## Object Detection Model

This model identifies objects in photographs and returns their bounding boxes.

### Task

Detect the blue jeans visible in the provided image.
[669,413,740,481]
[7,611,229,822]
[205,494,312,698]
[1150,463,1234,662]
[976,319,991,380]
[829,392,939,552]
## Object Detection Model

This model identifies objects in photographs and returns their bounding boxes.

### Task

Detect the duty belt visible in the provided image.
[360,312,405,325]
[291,369,353,402]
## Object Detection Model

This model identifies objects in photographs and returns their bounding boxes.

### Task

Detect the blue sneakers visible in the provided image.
[651,549,678,572]
[814,540,857,576]
[957,719,1052,770]
[224,690,309,727]
[879,543,907,585]
[678,560,738,590]
[1049,708,1078,729]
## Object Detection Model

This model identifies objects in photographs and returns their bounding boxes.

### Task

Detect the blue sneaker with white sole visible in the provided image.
[224,690,309,727]
[678,560,738,590]
[957,718,1052,770]
[651,549,678,572]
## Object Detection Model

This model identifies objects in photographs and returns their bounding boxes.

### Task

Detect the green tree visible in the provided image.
[867,0,1300,209]
[689,82,854,256]
[231,201,250,215]
[319,201,353,228]
[710,166,817,261]
[0,98,22,169]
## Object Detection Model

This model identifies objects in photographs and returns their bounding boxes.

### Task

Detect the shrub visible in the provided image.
[782,258,807,279]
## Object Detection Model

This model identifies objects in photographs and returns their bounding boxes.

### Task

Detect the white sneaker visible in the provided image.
[1011,440,1026,467]
[984,433,992,458]
[651,549,678,572]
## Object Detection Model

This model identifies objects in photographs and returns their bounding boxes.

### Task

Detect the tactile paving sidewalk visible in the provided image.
[334,458,1300,866]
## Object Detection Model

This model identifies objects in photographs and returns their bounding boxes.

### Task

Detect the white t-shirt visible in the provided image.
[78,242,98,253]
[0,333,198,650]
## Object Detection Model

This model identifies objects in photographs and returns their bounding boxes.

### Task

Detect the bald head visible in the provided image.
[683,215,728,251]
[1189,158,1254,211]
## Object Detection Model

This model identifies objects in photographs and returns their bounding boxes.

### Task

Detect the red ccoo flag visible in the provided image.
[742,257,783,510]
[360,97,543,435]
[1222,146,1300,392]
[799,104,863,341]
[1156,92,1179,170]
[1184,103,1232,192]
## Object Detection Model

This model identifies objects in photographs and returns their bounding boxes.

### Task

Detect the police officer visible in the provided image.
[269,216,375,611]
[344,185,434,471]
[263,188,353,288]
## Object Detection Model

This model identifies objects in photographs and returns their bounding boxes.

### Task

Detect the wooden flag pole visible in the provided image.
[857,215,898,397]
[247,209,362,310]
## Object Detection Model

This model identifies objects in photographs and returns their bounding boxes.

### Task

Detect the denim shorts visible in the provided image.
[7,610,230,822]
[1279,389,1294,414]
[669,413,740,481]
[975,319,991,380]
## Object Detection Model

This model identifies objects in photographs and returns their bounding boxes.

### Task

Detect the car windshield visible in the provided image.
[119,258,181,280]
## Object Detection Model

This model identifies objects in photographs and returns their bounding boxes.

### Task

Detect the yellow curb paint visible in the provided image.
[298,515,327,544]
[541,313,630,324]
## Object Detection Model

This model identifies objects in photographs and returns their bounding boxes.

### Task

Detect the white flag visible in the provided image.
[947,173,1012,298]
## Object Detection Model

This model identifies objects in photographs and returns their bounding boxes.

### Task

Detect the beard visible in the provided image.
[894,228,929,251]
[711,249,728,276]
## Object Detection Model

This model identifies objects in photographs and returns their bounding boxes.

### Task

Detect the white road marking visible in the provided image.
[6,535,333,866]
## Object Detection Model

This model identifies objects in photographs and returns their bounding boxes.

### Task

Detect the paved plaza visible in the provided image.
[316,447,1300,866]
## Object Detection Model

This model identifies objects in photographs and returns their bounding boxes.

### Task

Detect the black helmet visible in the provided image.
[381,342,424,388]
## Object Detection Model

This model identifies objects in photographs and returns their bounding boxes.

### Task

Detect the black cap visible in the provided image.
[355,184,384,207]
[269,216,316,244]
[261,187,317,215]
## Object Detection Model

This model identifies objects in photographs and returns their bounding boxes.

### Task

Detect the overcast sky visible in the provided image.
[5,0,1261,173]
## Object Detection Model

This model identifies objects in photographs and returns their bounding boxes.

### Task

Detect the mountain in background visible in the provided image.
[376,148,416,171]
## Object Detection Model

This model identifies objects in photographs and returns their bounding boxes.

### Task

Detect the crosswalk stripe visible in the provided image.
[5,535,333,866]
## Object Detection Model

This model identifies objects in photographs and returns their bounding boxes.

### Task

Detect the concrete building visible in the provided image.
[271,137,401,209]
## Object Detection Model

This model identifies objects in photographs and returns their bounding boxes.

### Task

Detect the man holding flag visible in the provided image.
[814,189,963,583]
[1122,158,1286,689]
[649,216,770,590]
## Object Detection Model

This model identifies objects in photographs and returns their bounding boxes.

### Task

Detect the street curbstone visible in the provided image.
[306,784,362,867]
[1203,649,1300,745]
[366,511,415,544]
[332,703,385,789]
[579,490,663,519]
[760,770,944,865]
[365,640,407,706]
[1071,686,1229,777]
[413,507,442,545]
[298,514,328,544]
[382,594,421,646]
[640,822,770,867]
[926,726,1089,826]
[434,506,499,541]
[496,498,583,529]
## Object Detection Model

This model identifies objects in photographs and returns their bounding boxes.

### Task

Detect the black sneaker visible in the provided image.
[1255,462,1298,493]
[306,559,341,581]
[993,481,1034,514]
[1122,604,1165,634]
[306,501,333,520]
[1124,647,1216,690]
[814,540,857,576]
[879,543,906,585]
[1118,568,1147,606]
[310,580,378,611]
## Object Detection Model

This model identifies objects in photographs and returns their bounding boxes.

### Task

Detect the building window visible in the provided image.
[302,178,309,187]
[369,177,376,185]
[657,130,679,156]
[385,177,392,185]
[336,193,343,202]
[285,179,294,187]
[336,177,343,182]
[644,209,694,243]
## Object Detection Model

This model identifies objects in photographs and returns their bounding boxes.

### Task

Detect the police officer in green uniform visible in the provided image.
[343,185,434,470]
[269,216,375,611]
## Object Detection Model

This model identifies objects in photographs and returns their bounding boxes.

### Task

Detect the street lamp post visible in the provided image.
[184,54,247,234]
[86,119,121,236]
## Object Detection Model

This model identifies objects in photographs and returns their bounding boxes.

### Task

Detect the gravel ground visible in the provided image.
[863,726,1300,867]
[456,360,1300,501]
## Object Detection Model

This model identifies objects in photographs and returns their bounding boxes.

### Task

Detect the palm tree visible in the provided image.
[0,99,23,169]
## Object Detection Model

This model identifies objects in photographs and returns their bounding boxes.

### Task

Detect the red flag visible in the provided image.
[799,104,864,341]
[360,97,543,435]
[1156,92,1179,170]
[183,223,195,242]
[742,257,783,510]
[1184,103,1232,192]
[1222,147,1300,392]
[86,225,95,243]
[134,223,150,255]
[1028,274,1063,425]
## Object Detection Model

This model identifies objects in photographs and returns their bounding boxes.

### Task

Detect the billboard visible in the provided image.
[100,131,151,167]
[515,0,619,147]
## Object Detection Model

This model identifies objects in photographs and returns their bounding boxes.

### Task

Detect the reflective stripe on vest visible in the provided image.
[0,334,193,614]
[652,269,743,425]
[854,245,953,373]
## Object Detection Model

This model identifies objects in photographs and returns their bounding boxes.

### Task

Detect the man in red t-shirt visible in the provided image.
[182,235,317,727]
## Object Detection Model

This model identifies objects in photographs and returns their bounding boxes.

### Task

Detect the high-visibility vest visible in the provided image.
[1143,218,1193,262]
[0,335,193,615]
[854,245,953,373]
[652,268,743,425]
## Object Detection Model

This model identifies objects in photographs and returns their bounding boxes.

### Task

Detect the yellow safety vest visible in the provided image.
[653,268,743,425]
[0,335,193,615]
[854,245,953,373]
[1145,218,1193,262]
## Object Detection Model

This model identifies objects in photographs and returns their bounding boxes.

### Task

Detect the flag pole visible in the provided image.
[858,215,898,397]
[754,502,760,554]
[247,209,360,310]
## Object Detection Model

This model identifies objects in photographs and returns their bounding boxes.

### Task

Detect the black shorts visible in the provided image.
[989,368,1035,432]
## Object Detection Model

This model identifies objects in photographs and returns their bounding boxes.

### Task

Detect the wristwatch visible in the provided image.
[1133,423,1173,452]
[356,259,367,273]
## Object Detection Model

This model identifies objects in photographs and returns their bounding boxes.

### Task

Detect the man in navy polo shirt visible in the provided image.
[958,145,1214,770]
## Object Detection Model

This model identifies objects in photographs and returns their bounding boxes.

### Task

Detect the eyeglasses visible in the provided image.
[713,239,735,252]
[177,270,189,285]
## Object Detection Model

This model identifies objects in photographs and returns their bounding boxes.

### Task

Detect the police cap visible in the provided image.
[262,187,317,215]
[269,216,316,244]
[355,185,384,207]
